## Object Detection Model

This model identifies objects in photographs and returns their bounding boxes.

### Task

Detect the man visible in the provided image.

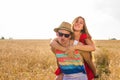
[50,21,88,80]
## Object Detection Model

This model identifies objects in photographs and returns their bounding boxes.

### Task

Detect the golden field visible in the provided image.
[0,39,120,80]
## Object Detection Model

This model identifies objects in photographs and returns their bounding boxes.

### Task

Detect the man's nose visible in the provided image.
[61,35,65,38]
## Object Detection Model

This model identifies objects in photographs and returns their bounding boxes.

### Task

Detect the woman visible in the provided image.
[50,16,98,80]
[71,16,96,80]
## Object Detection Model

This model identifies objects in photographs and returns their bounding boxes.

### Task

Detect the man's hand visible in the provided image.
[55,73,63,80]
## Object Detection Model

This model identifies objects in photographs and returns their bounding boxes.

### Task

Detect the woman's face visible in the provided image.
[73,18,84,31]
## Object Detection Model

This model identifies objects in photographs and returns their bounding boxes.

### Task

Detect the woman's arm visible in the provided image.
[73,38,96,51]
[50,38,66,51]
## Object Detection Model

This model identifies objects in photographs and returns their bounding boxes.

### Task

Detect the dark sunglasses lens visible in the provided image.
[64,34,70,38]
[58,32,70,38]
[58,32,63,37]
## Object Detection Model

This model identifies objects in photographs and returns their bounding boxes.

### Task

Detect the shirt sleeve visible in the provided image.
[81,33,87,40]
[79,33,87,44]
[55,67,62,75]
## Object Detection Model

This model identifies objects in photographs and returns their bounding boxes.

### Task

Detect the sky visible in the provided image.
[0,0,120,40]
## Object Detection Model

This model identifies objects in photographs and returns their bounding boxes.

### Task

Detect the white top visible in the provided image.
[73,40,79,45]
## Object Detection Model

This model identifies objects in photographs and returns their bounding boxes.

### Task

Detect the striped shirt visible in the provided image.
[55,49,86,74]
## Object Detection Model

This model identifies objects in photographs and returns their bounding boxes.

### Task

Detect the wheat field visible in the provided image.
[0,39,120,80]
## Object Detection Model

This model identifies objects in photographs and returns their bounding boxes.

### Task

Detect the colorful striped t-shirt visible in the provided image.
[55,49,86,74]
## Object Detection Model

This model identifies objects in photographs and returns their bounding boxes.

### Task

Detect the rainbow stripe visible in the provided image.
[55,50,86,74]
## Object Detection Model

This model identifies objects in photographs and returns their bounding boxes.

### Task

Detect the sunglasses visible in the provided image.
[58,32,71,38]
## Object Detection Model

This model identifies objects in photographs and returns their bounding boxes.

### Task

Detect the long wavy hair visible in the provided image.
[71,16,92,39]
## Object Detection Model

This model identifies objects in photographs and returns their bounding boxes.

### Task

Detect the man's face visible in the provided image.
[56,29,71,45]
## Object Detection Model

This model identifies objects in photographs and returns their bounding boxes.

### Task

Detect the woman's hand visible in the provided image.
[65,42,83,58]
[65,46,75,58]
[65,41,83,54]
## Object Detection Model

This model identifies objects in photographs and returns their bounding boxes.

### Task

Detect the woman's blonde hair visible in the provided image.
[71,16,92,39]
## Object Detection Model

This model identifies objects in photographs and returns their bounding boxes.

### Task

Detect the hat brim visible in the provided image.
[54,27,73,33]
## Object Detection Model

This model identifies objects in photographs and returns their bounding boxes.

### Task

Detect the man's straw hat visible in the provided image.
[54,21,73,33]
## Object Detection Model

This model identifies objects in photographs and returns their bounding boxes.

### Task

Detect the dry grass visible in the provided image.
[0,39,120,80]
[94,40,120,80]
